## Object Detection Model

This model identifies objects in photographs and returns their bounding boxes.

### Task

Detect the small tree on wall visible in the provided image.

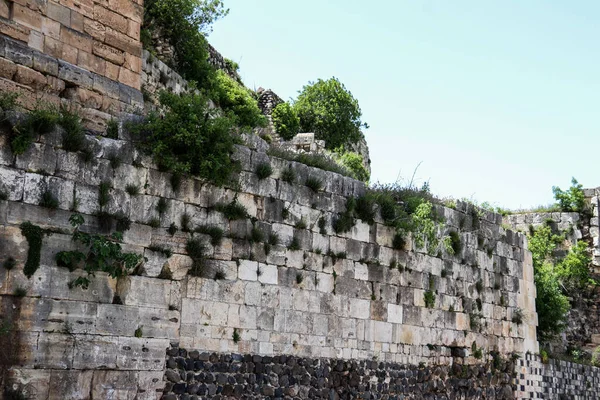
[293,77,368,150]
[272,102,300,140]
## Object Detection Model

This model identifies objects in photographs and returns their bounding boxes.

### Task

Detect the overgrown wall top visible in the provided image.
[0,116,538,396]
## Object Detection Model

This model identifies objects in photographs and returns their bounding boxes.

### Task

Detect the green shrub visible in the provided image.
[187,237,207,276]
[107,153,122,170]
[355,194,376,224]
[512,308,524,325]
[592,347,600,367]
[156,198,168,215]
[250,226,264,243]
[232,328,240,343]
[39,189,59,209]
[288,236,301,251]
[255,162,273,180]
[56,250,85,271]
[167,222,178,235]
[424,290,435,308]
[281,166,296,183]
[0,92,18,111]
[272,102,300,140]
[125,184,140,196]
[63,214,143,289]
[268,232,279,246]
[447,231,462,255]
[333,212,355,234]
[267,147,353,177]
[214,71,266,129]
[552,178,586,212]
[131,91,239,186]
[106,119,119,139]
[20,222,44,278]
[293,77,368,150]
[336,151,370,182]
[98,181,111,209]
[295,219,307,230]
[305,176,323,192]
[60,107,87,152]
[135,326,143,338]
[10,104,59,154]
[181,213,191,232]
[142,0,227,90]
[215,200,248,220]
[196,225,224,246]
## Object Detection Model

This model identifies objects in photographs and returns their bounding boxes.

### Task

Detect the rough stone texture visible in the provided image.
[0,114,542,397]
[515,353,600,399]
[0,0,143,129]
[161,347,517,399]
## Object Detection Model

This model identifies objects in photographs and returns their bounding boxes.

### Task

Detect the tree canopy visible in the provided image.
[293,77,368,150]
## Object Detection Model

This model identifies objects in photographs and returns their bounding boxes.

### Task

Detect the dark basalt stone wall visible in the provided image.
[161,346,516,400]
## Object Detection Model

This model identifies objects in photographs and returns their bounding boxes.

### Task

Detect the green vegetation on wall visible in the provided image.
[528,224,594,342]
[142,0,228,90]
[57,214,143,289]
[272,102,300,140]
[214,71,266,130]
[552,177,587,213]
[293,77,368,150]
[131,91,239,186]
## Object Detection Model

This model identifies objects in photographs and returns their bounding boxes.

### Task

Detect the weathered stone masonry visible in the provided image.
[0,120,539,397]
[0,0,143,131]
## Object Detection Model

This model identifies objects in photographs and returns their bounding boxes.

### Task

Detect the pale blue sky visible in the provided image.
[210,1,600,210]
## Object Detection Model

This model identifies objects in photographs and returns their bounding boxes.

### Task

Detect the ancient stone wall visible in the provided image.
[0,116,538,397]
[515,354,600,399]
[0,0,143,131]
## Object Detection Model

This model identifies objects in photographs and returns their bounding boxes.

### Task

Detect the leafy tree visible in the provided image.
[293,77,368,150]
[272,102,299,140]
[528,225,595,341]
[552,177,586,212]
[143,0,228,90]
[336,151,370,182]
[213,71,266,129]
[131,91,239,186]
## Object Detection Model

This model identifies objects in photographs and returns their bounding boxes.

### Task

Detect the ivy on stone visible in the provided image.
[20,222,44,278]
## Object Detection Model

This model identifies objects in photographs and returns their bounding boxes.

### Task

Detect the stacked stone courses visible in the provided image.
[0,114,538,396]
[0,0,143,130]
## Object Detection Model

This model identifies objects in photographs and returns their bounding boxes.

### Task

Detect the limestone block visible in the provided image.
[121,222,152,248]
[271,222,293,245]
[314,272,333,293]
[32,332,75,369]
[330,236,346,254]
[117,275,179,310]
[49,267,116,303]
[18,298,98,334]
[285,249,304,269]
[387,304,403,324]
[90,371,139,400]
[311,232,330,254]
[238,259,258,281]
[72,335,119,369]
[258,263,278,285]
[23,173,74,210]
[349,298,370,319]
[15,142,58,174]
[47,370,94,400]
[239,305,257,329]
[333,258,354,278]
[136,371,166,400]
[56,150,112,187]
[237,192,258,218]
[181,298,228,326]
[266,244,286,265]
[116,337,168,370]
[5,368,50,400]
[244,281,261,306]
[96,303,179,339]
[354,262,369,281]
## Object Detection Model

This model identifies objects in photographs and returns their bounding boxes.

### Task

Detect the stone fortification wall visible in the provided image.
[0,113,538,397]
[141,50,191,98]
[515,354,600,399]
[0,0,143,131]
